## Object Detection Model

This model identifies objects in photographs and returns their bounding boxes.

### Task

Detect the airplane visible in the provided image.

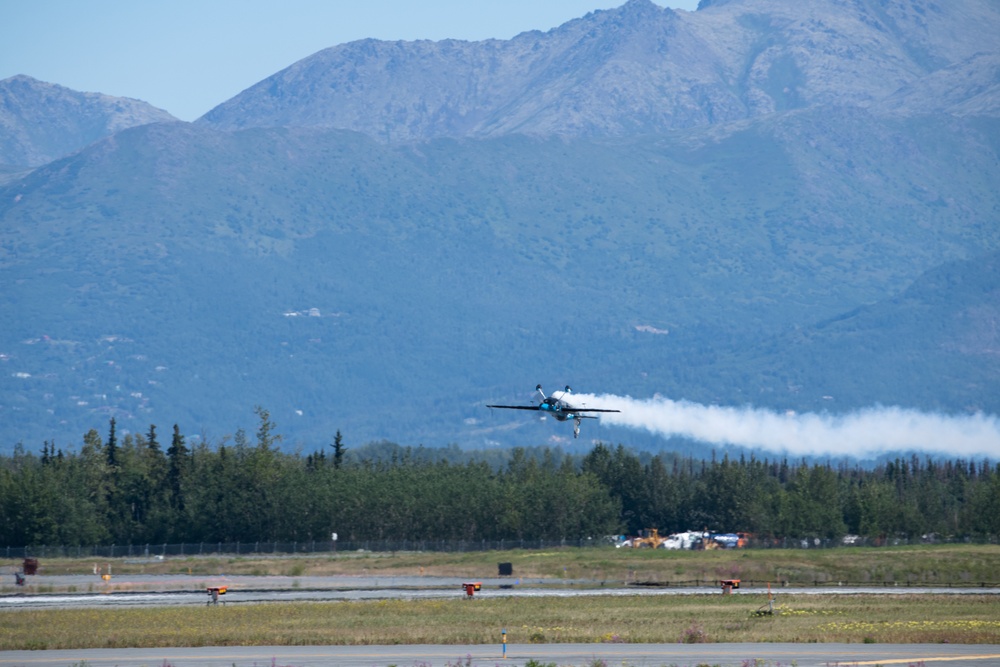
[487,384,620,438]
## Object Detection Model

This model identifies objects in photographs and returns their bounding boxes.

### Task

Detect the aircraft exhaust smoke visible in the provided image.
[573,393,1000,458]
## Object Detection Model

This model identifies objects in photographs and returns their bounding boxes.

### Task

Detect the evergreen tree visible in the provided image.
[254,406,280,451]
[4,432,1000,547]
[106,417,118,468]
[331,430,346,469]
[167,424,189,513]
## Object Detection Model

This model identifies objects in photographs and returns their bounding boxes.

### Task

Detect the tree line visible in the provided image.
[1,409,998,547]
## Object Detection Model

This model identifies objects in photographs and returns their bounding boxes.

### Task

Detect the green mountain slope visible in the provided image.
[1,110,998,450]
[711,250,1000,415]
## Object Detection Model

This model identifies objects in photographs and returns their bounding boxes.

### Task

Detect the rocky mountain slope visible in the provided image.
[1,0,998,451]
[0,75,176,170]
[199,0,1000,140]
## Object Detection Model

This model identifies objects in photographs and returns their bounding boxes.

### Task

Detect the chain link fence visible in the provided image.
[3,533,996,560]
[4,538,598,559]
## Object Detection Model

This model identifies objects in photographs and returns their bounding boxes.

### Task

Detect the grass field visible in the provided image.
[2,594,999,650]
[2,545,999,650]
[6,543,1000,586]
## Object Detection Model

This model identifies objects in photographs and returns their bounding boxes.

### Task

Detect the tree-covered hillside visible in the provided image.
[717,250,1000,414]
[3,0,1000,452]
[1,110,998,450]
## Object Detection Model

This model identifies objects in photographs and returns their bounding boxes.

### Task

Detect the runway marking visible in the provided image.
[853,655,1000,665]
[0,651,497,665]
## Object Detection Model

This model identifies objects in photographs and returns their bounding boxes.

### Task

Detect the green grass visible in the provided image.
[6,543,999,587]
[3,546,999,650]
[1,594,998,650]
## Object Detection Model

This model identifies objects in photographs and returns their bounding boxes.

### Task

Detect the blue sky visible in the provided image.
[3,0,700,122]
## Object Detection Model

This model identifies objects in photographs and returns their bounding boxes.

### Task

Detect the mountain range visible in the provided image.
[1,0,998,453]
[198,0,1000,139]
[0,75,175,173]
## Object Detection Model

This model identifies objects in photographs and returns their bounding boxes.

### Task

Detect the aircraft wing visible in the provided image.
[486,404,541,411]
[572,408,620,413]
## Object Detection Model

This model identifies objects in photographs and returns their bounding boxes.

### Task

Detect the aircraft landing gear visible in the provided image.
[573,418,581,439]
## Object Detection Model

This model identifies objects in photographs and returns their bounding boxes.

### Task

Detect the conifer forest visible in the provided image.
[2,409,998,549]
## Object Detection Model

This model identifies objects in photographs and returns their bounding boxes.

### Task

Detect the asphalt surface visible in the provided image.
[3,573,997,608]
[3,643,1000,667]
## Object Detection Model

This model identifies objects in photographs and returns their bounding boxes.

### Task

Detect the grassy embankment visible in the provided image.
[6,543,1000,586]
[2,545,999,649]
[3,594,999,649]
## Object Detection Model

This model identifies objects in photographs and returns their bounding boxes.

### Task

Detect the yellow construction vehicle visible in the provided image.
[630,528,665,548]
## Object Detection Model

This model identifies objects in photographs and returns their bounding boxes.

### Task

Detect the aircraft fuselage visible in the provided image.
[486,385,620,438]
[540,392,580,421]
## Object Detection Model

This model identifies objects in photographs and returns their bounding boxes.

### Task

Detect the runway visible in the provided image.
[3,573,997,608]
[2,643,1000,667]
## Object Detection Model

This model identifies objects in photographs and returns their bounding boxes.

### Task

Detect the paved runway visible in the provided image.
[3,573,997,608]
[3,643,1000,667]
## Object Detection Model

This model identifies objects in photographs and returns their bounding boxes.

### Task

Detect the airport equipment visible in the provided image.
[720,579,740,594]
[629,528,666,548]
[207,586,228,605]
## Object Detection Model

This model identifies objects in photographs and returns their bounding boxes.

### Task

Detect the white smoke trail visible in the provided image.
[574,393,1000,458]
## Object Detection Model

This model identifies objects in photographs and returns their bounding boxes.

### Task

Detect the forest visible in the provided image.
[1,408,999,548]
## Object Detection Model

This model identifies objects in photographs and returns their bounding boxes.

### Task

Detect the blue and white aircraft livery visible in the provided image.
[487,384,620,439]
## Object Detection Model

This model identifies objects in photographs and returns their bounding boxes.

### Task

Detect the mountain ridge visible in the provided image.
[2,0,999,452]
[0,75,176,170]
[197,0,1000,141]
